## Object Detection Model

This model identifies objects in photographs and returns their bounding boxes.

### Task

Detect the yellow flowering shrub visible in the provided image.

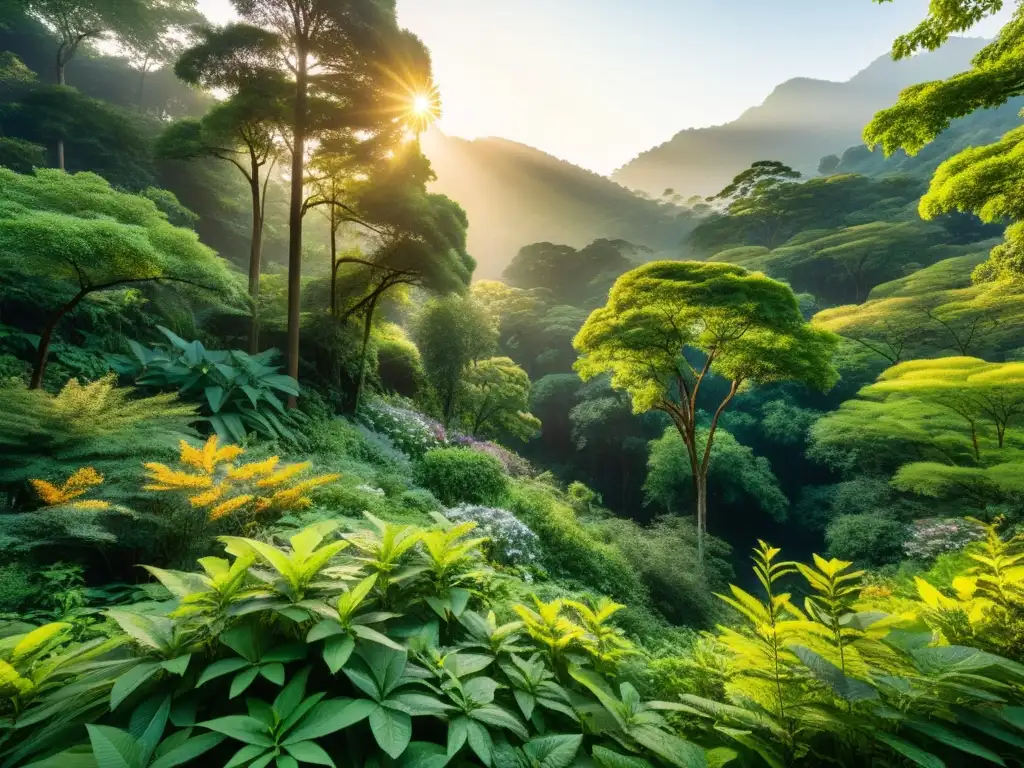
[30,467,111,510]
[143,436,339,521]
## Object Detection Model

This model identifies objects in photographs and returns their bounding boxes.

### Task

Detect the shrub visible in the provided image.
[374,322,423,398]
[904,517,987,560]
[450,434,535,477]
[415,447,509,506]
[0,563,36,613]
[359,397,446,458]
[593,516,732,628]
[1,519,706,768]
[677,541,1024,766]
[826,512,907,566]
[444,504,542,566]
[506,480,648,609]
[108,326,301,443]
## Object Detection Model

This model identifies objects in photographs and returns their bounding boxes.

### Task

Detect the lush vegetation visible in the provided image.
[4,0,1024,766]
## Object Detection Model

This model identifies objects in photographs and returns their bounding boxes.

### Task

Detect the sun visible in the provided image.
[412,94,432,115]
[404,87,440,133]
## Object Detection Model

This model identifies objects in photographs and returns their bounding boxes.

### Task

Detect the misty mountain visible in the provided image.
[611,38,989,198]
[420,130,700,279]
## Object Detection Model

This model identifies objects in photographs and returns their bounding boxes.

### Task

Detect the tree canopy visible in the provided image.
[574,260,837,557]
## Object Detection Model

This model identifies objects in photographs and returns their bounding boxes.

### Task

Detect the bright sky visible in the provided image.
[196,0,1008,175]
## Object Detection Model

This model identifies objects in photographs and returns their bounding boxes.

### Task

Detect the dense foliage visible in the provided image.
[5,1,1024,766]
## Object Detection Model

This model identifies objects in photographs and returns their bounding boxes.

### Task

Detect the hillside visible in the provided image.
[420,130,700,278]
[611,37,989,198]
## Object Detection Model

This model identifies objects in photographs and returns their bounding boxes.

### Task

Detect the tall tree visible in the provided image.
[865,0,1024,281]
[0,168,243,388]
[219,0,433,401]
[19,0,199,167]
[162,26,289,350]
[414,294,497,427]
[573,261,838,559]
[458,356,541,440]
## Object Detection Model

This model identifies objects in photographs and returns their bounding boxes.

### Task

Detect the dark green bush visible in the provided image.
[507,479,648,609]
[826,512,908,566]
[414,447,509,506]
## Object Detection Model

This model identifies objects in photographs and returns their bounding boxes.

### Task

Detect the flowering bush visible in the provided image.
[904,517,986,560]
[444,503,541,566]
[144,435,339,521]
[449,434,534,477]
[359,398,446,458]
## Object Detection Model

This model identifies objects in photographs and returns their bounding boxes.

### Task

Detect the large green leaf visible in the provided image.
[791,645,878,702]
[873,733,945,768]
[283,741,335,767]
[323,635,356,674]
[396,742,450,768]
[904,719,1005,765]
[149,733,226,768]
[196,658,251,688]
[370,704,413,759]
[630,726,706,768]
[592,746,655,768]
[282,698,376,743]
[110,662,161,710]
[471,705,529,741]
[86,726,142,768]
[522,735,582,768]
[197,715,273,747]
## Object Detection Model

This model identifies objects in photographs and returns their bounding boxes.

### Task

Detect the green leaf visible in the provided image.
[307,621,347,644]
[283,698,376,743]
[197,715,273,747]
[273,668,311,722]
[110,663,161,710]
[262,644,308,664]
[283,741,336,767]
[396,743,450,768]
[791,645,878,702]
[444,653,493,678]
[351,624,405,651]
[260,663,286,685]
[464,677,499,706]
[159,656,190,677]
[592,746,656,768]
[323,635,355,674]
[513,690,535,721]
[472,704,529,741]
[447,716,470,759]
[205,386,226,413]
[522,735,582,768]
[873,733,945,768]
[22,746,98,768]
[466,720,494,767]
[149,733,226,768]
[276,757,299,768]
[904,719,1005,764]
[386,692,451,717]
[86,726,142,768]
[370,704,413,759]
[630,726,706,768]
[197,658,251,688]
[224,745,270,768]
[230,667,261,699]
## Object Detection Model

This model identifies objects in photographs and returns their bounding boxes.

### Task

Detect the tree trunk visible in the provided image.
[329,208,337,316]
[350,294,379,415]
[55,51,66,170]
[247,165,263,354]
[30,289,87,389]
[136,59,149,113]
[285,46,308,407]
[696,471,708,563]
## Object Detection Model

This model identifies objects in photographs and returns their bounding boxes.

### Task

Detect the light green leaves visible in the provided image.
[197,623,306,698]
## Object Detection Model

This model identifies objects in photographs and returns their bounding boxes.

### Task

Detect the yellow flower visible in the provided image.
[189,483,226,508]
[143,463,213,490]
[228,457,280,481]
[256,462,311,488]
[179,440,208,472]
[30,467,105,506]
[209,494,253,521]
[71,500,112,511]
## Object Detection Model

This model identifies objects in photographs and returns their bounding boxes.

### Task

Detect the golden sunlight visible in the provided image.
[413,94,432,115]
